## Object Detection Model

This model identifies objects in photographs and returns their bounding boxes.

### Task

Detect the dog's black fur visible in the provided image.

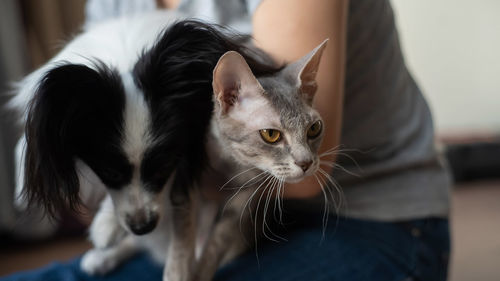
[25,63,128,217]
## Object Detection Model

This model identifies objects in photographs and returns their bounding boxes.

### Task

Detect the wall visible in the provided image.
[391,0,500,134]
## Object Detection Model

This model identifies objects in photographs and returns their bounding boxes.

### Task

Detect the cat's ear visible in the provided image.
[286,39,328,104]
[212,51,265,115]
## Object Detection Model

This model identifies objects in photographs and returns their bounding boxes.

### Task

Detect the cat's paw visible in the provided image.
[80,248,119,276]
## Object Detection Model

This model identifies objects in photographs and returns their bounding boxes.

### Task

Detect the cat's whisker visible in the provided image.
[241,173,273,267]
[319,149,351,158]
[278,176,285,224]
[272,176,284,225]
[319,148,353,158]
[238,170,270,190]
[271,178,287,241]
[271,177,281,223]
[314,173,330,241]
[320,150,362,171]
[317,171,343,239]
[317,170,340,210]
[262,178,286,242]
[242,174,273,252]
[319,144,343,156]
[320,160,360,178]
[224,170,268,192]
[317,169,343,234]
[320,145,362,155]
[319,145,354,156]
[253,179,270,242]
[221,171,268,215]
[256,179,281,243]
[318,168,345,214]
[319,161,334,167]
[246,173,274,263]
[218,167,261,191]
[316,169,338,213]
[257,175,288,241]
[239,173,273,233]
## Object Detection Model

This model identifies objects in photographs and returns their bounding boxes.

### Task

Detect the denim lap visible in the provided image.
[215,217,449,281]
[1,216,449,281]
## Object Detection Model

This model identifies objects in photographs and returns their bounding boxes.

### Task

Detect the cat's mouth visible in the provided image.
[284,164,317,183]
[269,161,319,183]
[284,175,307,183]
[268,171,306,183]
[282,170,318,183]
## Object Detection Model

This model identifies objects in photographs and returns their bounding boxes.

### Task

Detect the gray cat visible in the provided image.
[195,40,328,280]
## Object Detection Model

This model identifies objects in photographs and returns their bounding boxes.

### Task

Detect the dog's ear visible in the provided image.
[24,63,125,218]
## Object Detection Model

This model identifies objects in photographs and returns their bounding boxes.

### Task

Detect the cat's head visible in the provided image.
[212,40,328,183]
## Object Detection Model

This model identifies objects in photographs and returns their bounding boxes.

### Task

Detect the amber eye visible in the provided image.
[259,129,282,144]
[307,120,322,139]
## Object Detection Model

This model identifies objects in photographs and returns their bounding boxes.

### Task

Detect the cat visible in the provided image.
[194,41,328,280]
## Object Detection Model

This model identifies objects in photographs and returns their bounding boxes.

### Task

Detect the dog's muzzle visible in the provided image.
[126,211,159,235]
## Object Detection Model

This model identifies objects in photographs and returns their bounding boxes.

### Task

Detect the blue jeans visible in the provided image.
[1,214,449,281]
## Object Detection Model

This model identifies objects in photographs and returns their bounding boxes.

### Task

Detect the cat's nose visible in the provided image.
[295,160,312,172]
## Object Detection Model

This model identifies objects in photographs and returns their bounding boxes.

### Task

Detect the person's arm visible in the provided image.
[159,0,180,9]
[253,0,348,198]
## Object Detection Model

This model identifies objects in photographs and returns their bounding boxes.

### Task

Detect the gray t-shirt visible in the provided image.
[85,0,451,221]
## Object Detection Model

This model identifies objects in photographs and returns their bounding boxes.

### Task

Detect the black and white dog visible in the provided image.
[11,11,278,281]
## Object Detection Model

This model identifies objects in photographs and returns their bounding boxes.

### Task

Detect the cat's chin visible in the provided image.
[282,169,318,184]
[283,175,307,184]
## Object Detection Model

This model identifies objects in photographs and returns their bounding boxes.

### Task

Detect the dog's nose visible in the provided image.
[126,212,159,235]
[295,160,313,172]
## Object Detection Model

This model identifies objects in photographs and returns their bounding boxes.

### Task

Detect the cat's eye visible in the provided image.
[307,120,322,139]
[259,129,282,144]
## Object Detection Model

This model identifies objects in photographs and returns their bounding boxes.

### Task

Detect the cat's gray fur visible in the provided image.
[195,41,328,280]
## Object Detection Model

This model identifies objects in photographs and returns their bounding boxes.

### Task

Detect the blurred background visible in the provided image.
[393,0,500,134]
[393,2,500,280]
[0,0,499,280]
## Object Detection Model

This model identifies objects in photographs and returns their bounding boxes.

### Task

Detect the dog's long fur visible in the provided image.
[13,11,281,281]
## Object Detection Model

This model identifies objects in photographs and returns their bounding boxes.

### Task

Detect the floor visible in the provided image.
[449,181,500,281]
[0,236,91,276]
[0,181,499,280]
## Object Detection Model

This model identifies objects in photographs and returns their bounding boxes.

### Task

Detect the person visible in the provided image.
[3,0,450,280]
